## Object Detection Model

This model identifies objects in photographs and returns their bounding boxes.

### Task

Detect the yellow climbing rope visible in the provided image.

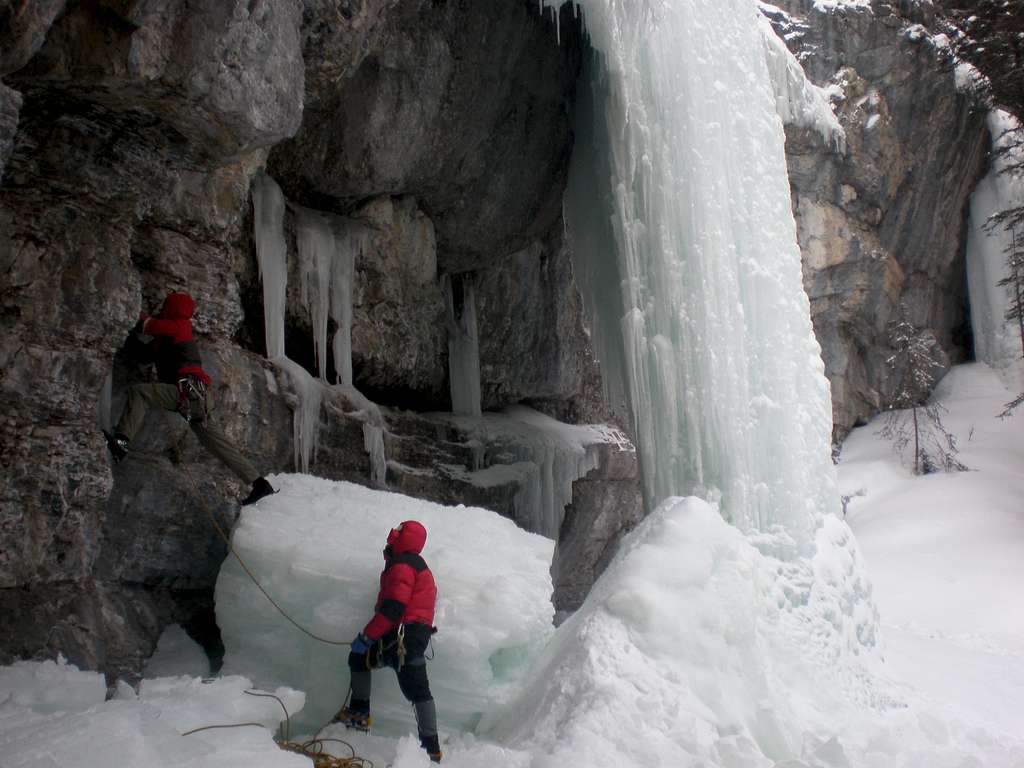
[182,691,374,766]
[277,738,374,768]
[188,468,350,647]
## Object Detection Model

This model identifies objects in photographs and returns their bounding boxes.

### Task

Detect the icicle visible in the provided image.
[492,407,603,539]
[759,14,846,152]
[295,206,335,381]
[251,172,288,360]
[444,273,482,418]
[331,221,368,387]
[275,358,323,474]
[362,423,387,487]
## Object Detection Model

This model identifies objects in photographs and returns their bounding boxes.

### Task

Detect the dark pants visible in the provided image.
[116,382,260,483]
[348,623,437,742]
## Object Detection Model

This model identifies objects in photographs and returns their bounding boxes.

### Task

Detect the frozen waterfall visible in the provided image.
[444,273,483,417]
[557,0,839,546]
[966,110,1024,375]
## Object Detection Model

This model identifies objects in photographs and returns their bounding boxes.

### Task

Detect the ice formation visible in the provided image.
[966,110,1024,375]
[482,496,880,766]
[559,0,839,546]
[252,172,288,361]
[215,474,555,733]
[444,406,628,538]
[759,13,845,150]
[251,176,381,477]
[0,657,106,715]
[443,273,483,417]
[294,206,369,385]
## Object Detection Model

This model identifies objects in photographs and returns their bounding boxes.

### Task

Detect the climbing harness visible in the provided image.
[176,375,209,425]
[366,624,406,671]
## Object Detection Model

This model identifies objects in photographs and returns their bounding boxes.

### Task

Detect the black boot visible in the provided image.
[419,732,442,763]
[241,477,276,506]
[103,431,129,463]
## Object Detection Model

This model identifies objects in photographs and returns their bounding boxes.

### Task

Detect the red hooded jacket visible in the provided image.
[362,520,437,640]
[141,292,212,386]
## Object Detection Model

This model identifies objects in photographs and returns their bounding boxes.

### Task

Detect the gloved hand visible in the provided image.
[351,633,371,654]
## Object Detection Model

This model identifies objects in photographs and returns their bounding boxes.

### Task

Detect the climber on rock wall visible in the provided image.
[104,291,276,506]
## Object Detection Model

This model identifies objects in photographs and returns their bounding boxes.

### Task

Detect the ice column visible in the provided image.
[252,172,288,360]
[966,110,1024,372]
[331,221,367,387]
[557,0,838,547]
[444,273,482,417]
[295,206,335,381]
[295,208,369,385]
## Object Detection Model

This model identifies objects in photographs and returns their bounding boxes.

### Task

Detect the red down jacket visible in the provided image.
[362,520,437,640]
[141,292,212,386]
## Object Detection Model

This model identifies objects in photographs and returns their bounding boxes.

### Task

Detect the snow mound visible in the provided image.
[0,667,303,768]
[215,474,555,733]
[0,656,106,715]
[144,625,211,680]
[479,497,881,766]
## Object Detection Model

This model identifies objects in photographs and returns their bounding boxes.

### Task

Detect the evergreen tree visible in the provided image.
[878,310,968,475]
[997,227,1024,416]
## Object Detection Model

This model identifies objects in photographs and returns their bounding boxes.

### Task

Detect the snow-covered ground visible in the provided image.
[839,363,1024,743]
[1,363,1022,767]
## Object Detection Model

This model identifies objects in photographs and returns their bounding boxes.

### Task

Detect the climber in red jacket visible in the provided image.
[334,520,441,762]
[104,291,275,506]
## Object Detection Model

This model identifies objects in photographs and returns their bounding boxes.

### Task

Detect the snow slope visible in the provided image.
[1,363,1021,767]
[840,363,1024,741]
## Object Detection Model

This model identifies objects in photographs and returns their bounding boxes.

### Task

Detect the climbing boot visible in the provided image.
[241,477,275,506]
[420,732,442,763]
[331,700,371,732]
[104,431,129,463]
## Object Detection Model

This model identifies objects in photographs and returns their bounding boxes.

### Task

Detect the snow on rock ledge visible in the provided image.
[215,474,555,733]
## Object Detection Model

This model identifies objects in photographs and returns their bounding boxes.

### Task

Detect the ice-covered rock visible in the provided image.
[759,13,845,150]
[215,474,555,733]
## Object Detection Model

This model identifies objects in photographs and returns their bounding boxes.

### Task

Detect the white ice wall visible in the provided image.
[967,110,1024,374]
[558,0,839,547]
[215,475,555,734]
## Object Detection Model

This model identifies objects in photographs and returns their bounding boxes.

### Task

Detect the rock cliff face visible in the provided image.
[0,0,989,681]
[768,0,989,439]
[0,0,640,681]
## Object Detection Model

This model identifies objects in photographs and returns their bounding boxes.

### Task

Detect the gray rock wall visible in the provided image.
[0,0,641,682]
[768,0,989,438]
